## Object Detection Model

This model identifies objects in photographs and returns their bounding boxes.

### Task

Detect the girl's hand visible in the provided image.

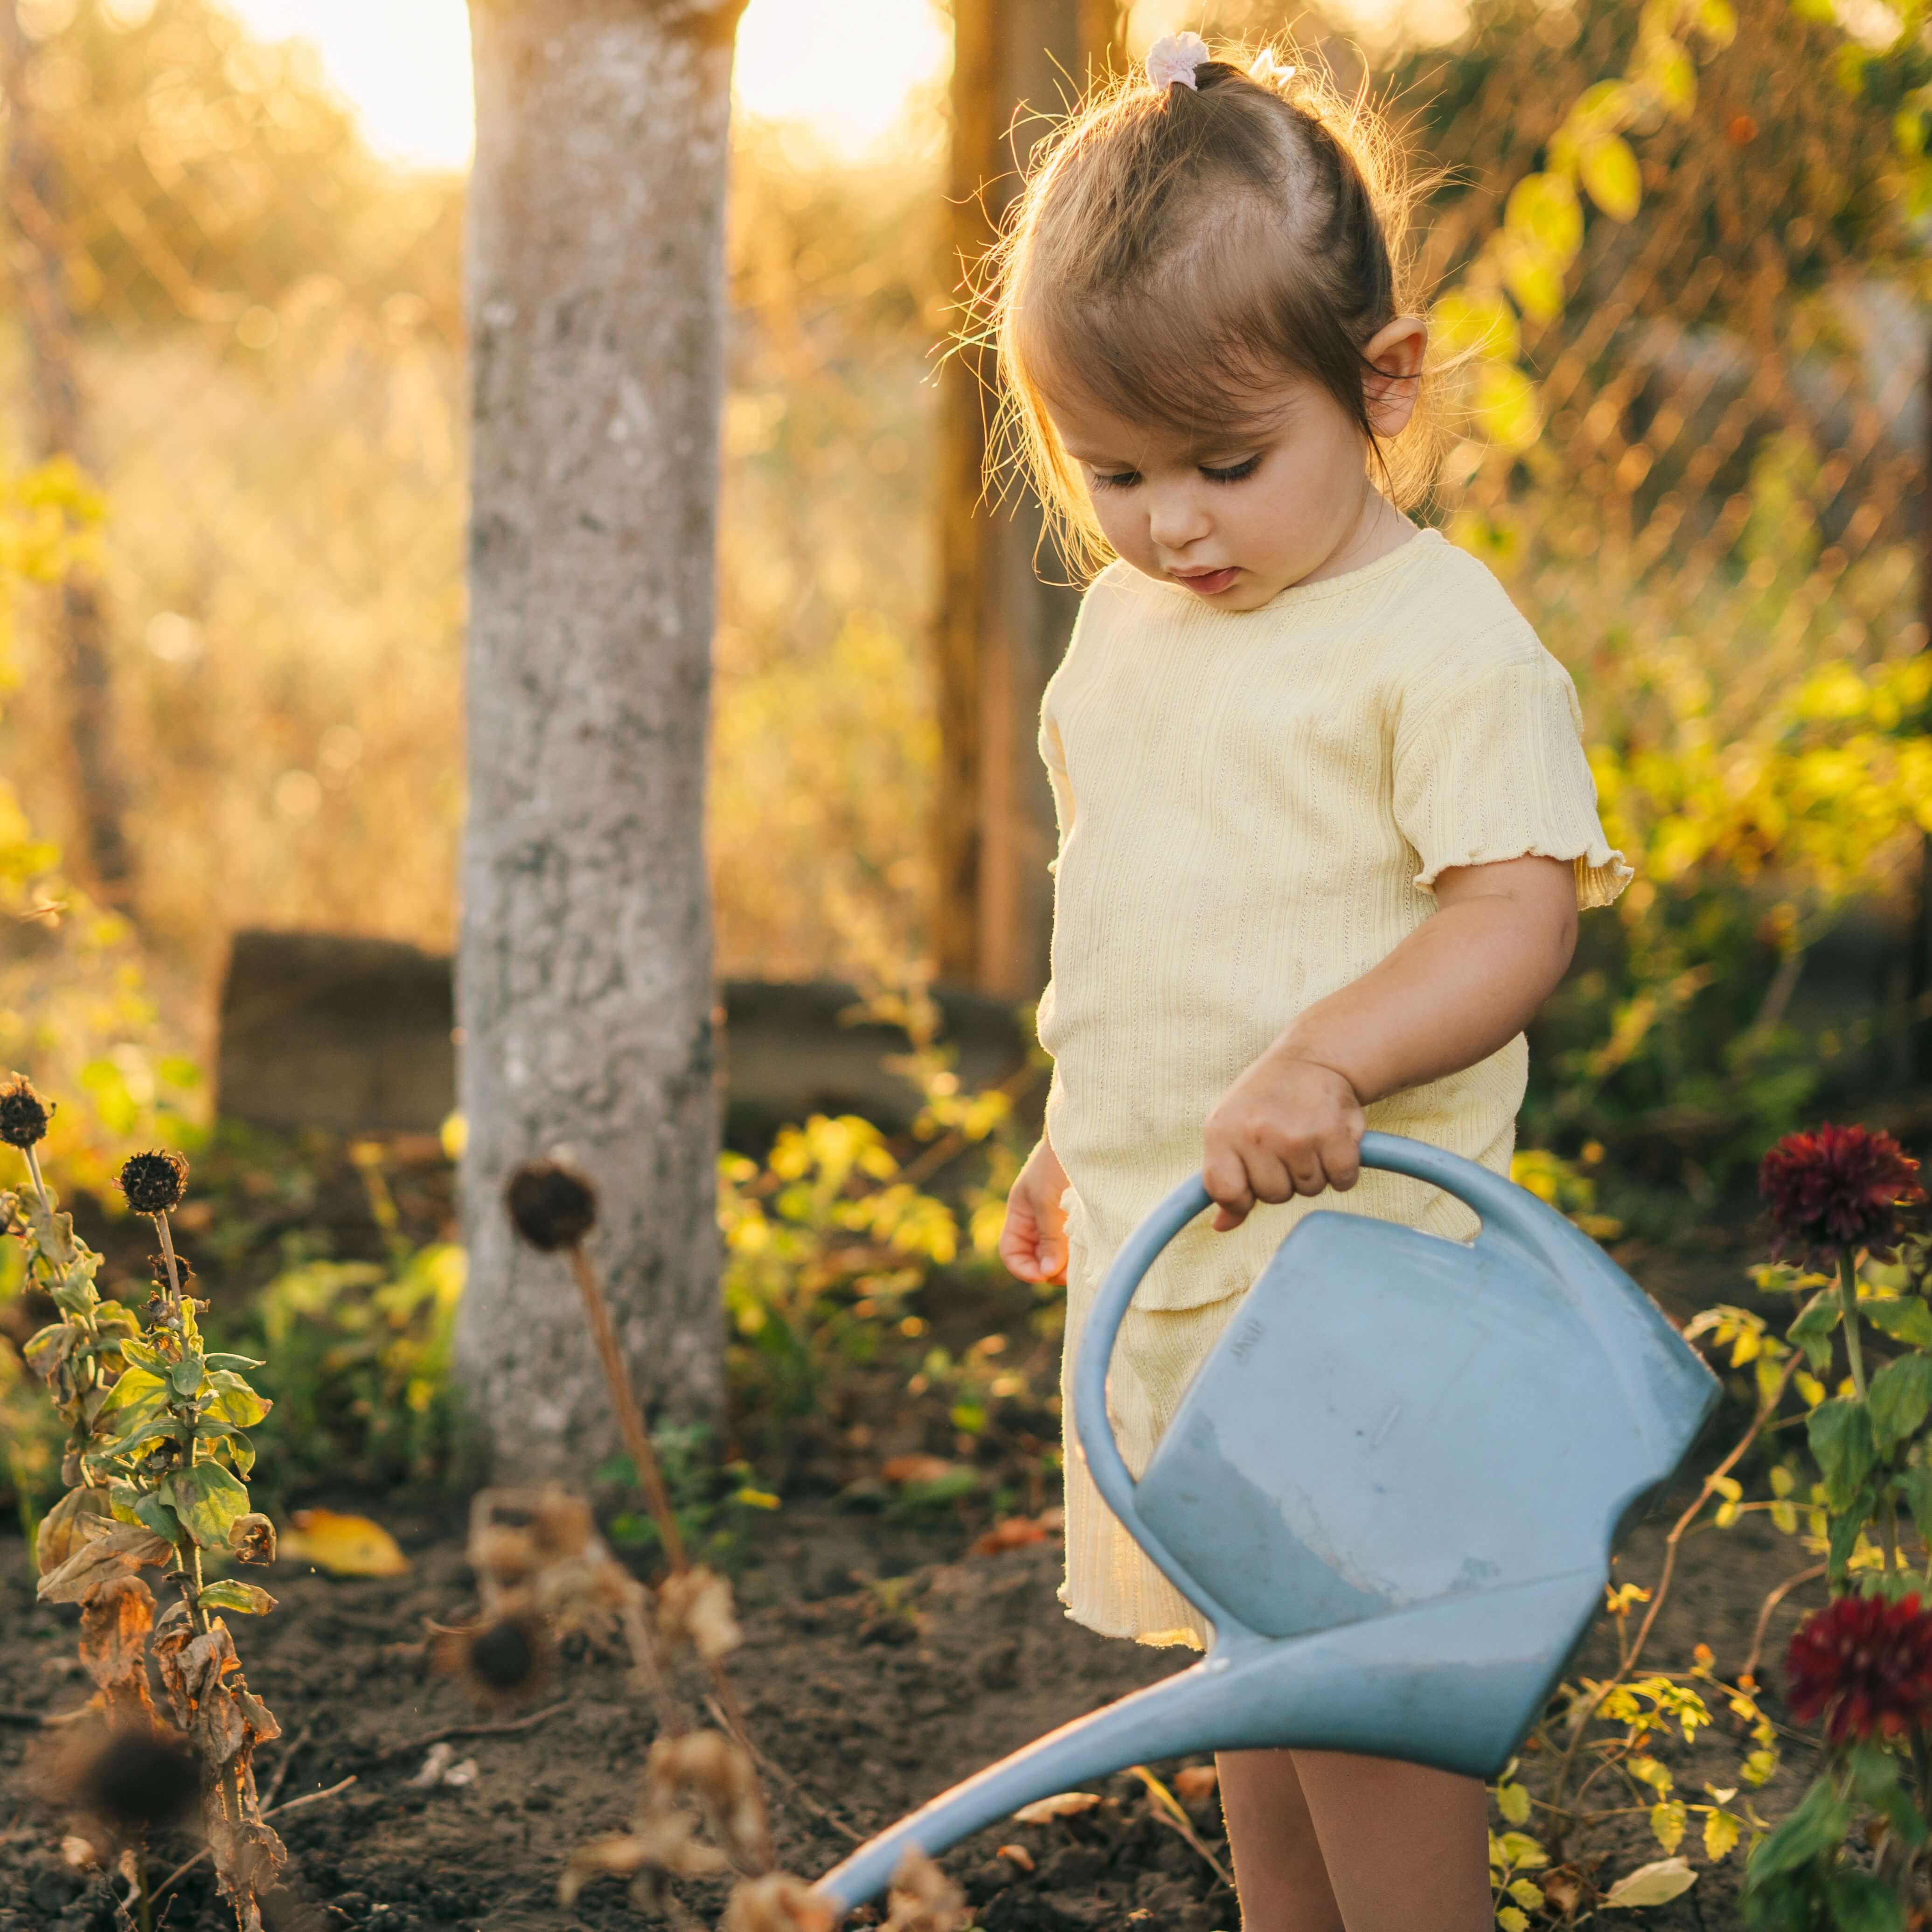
[1000,1135,1071,1284]
[1202,1050,1365,1232]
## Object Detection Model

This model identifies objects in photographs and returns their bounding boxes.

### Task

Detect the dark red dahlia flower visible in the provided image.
[1759,1124,1924,1267]
[1784,1592,1932,1743]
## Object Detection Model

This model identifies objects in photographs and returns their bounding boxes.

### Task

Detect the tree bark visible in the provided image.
[933,0,1120,999]
[1,1,135,903]
[454,0,742,1475]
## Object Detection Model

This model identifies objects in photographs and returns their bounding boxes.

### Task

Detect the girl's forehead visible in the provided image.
[1046,387,1294,462]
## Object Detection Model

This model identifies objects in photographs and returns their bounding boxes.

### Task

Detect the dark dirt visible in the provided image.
[0,1457,1826,1932]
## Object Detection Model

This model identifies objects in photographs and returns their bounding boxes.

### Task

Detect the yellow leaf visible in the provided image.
[1644,39,1696,118]
[1498,1909,1530,1932]
[1506,172,1585,259]
[1579,134,1642,221]
[1741,1748,1777,1786]
[1496,236,1565,327]
[278,1508,410,1578]
[1508,1878,1545,1909]
[1011,1792,1101,1825]
[1434,288,1521,362]
[1497,1832,1549,1869]
[1704,1809,1741,1861]
[1695,0,1737,45]
[1649,1800,1687,1853]
[1628,1756,1674,1794]
[1495,1781,1532,1825]
[1604,1857,1697,1908]
[1474,363,1543,452]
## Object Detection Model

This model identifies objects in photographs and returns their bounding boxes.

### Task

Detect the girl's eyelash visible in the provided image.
[1202,456,1261,483]
[1092,470,1140,491]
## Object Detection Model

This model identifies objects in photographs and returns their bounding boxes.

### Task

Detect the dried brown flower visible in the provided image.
[881,1849,966,1932]
[117,1149,188,1216]
[657,1565,744,1663]
[531,1489,593,1560]
[505,1159,598,1251]
[227,1513,277,1566]
[647,1730,768,1867]
[721,1874,839,1932]
[435,1610,555,1709]
[473,1525,540,1586]
[0,1074,51,1149]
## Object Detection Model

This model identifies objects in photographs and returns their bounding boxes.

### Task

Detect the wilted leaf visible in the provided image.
[37,1521,173,1604]
[657,1566,743,1662]
[1174,1765,1218,1804]
[37,1485,115,1576]
[883,1847,966,1932]
[881,1454,959,1486]
[1012,1792,1102,1824]
[719,1873,839,1932]
[199,1579,277,1617]
[971,1514,1057,1557]
[279,1508,410,1577]
[1604,1856,1697,1907]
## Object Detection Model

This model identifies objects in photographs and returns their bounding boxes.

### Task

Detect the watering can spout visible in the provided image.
[812,1569,1604,1914]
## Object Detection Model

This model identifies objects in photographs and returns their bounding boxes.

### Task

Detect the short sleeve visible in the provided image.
[1038,712,1075,878]
[1392,645,1633,910]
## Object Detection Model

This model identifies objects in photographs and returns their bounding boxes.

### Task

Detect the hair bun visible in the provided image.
[1145,32,1210,91]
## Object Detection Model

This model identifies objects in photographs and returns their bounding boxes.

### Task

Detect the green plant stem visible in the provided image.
[1839,1251,1867,1399]
[21,1143,52,1217]
[134,1840,152,1932]
[151,1212,183,1306]
[1885,1501,1902,1579]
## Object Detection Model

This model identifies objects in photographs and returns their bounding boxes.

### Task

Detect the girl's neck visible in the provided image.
[1298,480,1418,588]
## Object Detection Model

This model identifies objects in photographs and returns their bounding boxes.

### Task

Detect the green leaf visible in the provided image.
[132,1489,179,1547]
[1826,1870,1905,1932]
[1868,1355,1932,1455]
[165,1462,249,1548]
[1808,1399,1876,1512]
[22,1323,74,1376]
[1898,1467,1932,1547]
[168,1356,204,1398]
[119,1338,168,1375]
[1788,1290,1842,1370]
[197,1578,276,1617]
[1578,135,1641,222]
[204,1369,271,1429]
[1864,1299,1932,1348]
[195,1422,256,1477]
[201,1353,266,1372]
[1747,1779,1851,1882]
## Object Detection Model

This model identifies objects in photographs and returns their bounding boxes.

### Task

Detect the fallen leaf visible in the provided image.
[60,1836,96,1869]
[1174,1766,1219,1803]
[442,1758,478,1787]
[1603,1857,1697,1908]
[1011,1791,1102,1825]
[994,1844,1035,1873]
[406,1742,454,1788]
[279,1509,409,1578]
[720,1873,838,1932]
[882,1455,960,1487]
[970,1514,1062,1557]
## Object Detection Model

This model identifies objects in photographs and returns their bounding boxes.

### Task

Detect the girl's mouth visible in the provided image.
[1170,566,1239,597]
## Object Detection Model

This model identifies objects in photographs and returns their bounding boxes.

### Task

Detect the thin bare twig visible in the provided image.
[259,1724,312,1811]
[1127,1765,1234,1891]
[372,1698,573,1764]
[1740,1564,1828,1688]
[704,1696,863,1845]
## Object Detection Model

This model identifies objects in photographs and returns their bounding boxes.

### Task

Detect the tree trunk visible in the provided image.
[0,2,135,903]
[933,0,1120,999]
[454,0,742,1476]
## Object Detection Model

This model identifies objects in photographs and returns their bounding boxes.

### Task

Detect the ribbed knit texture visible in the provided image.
[1039,528,1631,1649]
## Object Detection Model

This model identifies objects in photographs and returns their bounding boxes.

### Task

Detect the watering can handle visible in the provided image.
[1070,1130,1565,1637]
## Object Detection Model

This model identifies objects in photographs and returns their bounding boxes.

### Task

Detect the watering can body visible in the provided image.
[813,1132,1720,1911]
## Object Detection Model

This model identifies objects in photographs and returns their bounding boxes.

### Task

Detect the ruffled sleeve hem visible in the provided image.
[1413,838,1634,910]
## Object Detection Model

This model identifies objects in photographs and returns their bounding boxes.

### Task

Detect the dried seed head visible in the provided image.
[721,1874,839,1932]
[45,1719,200,1843]
[436,1610,554,1708]
[530,1489,593,1560]
[117,1149,188,1216]
[504,1160,598,1251]
[656,1565,744,1663]
[0,1074,52,1149]
[882,1849,966,1932]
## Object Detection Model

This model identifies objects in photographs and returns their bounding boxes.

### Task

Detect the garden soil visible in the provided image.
[0,1460,1822,1932]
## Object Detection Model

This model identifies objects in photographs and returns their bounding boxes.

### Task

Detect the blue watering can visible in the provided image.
[813,1132,1720,1912]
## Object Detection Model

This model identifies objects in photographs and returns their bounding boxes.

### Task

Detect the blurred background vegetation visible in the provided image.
[0,0,1930,1501]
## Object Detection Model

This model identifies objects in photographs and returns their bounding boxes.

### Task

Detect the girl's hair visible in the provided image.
[983,40,1441,579]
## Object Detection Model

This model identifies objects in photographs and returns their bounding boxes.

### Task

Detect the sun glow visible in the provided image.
[216,0,951,174]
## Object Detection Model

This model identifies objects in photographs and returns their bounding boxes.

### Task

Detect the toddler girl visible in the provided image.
[993,33,1631,1932]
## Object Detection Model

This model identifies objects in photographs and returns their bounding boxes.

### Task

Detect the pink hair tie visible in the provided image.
[1145,31,1210,91]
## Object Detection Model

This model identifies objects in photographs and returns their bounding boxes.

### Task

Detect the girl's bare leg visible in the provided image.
[1218,1748,1491,1932]
[1216,1750,1344,1932]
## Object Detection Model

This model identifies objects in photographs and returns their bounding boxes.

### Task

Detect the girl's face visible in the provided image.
[1045,318,1425,612]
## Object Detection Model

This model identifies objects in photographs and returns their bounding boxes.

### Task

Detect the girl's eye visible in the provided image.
[1091,469,1140,491]
[1201,455,1261,484]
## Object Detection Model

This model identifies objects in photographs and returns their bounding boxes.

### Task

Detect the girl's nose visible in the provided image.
[1146,484,1210,555]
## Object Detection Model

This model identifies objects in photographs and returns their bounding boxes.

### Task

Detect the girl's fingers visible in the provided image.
[1321,1128,1362,1192]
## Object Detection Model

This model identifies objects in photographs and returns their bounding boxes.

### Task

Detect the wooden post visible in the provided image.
[934,0,1122,1001]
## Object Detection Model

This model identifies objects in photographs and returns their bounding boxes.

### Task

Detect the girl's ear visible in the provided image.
[1362,316,1426,438]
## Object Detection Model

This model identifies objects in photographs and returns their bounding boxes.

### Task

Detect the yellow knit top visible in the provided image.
[1038,528,1631,1648]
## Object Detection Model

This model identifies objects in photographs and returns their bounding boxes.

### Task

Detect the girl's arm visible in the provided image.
[1203,854,1578,1231]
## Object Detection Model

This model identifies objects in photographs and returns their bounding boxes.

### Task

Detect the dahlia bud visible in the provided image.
[117,1150,188,1216]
